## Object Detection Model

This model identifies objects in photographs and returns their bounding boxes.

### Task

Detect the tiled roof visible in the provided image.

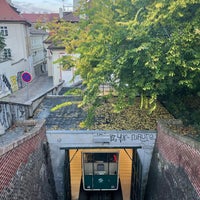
[29,26,48,35]
[47,43,65,50]
[43,12,79,50]
[22,13,59,23]
[22,12,79,24]
[0,0,30,25]
[63,12,79,22]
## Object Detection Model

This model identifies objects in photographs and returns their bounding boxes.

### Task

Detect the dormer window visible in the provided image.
[0,26,8,36]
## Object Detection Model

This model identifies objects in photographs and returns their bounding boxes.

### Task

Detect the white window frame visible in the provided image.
[3,48,11,59]
[0,26,8,36]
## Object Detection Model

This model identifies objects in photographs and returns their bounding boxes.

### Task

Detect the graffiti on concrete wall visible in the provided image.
[109,132,156,143]
[13,104,28,120]
[0,103,28,130]
[17,71,25,89]
[0,74,12,96]
[0,104,12,129]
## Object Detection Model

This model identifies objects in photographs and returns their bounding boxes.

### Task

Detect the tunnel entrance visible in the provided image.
[47,130,156,200]
[64,148,141,200]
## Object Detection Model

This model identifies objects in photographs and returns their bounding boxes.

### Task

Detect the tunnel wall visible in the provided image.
[145,119,200,200]
[0,120,57,200]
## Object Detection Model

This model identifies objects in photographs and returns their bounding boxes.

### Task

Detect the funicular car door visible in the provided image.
[82,152,119,191]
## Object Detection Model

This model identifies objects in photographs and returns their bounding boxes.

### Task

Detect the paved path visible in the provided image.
[0,73,54,104]
[34,96,86,130]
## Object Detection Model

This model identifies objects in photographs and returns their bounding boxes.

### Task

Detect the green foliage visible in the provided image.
[50,101,80,112]
[64,88,83,96]
[47,0,200,126]
[82,105,96,128]
[159,92,200,132]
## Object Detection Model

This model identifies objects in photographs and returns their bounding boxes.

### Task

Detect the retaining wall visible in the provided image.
[145,120,200,200]
[0,81,63,130]
[0,120,57,200]
[0,103,29,132]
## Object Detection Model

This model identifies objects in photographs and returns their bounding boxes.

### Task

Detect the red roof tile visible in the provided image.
[0,0,30,25]
[22,13,59,23]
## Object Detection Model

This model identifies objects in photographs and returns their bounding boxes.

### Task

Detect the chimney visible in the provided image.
[59,8,63,19]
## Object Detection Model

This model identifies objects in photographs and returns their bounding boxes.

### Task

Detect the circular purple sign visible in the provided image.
[22,72,32,83]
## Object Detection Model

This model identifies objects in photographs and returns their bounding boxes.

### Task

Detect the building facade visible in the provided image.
[0,1,56,98]
[0,0,32,97]
[45,11,82,87]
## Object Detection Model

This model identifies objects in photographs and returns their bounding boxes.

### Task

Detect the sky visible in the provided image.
[12,0,73,13]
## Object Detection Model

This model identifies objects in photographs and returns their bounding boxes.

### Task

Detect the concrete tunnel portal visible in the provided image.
[46,130,157,200]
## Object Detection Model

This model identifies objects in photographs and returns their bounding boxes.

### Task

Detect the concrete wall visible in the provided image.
[46,130,157,200]
[0,23,32,92]
[145,120,200,200]
[0,120,57,200]
[0,102,29,131]
[4,23,30,62]
[48,49,82,86]
[47,143,66,200]
[0,61,27,95]
[0,81,64,131]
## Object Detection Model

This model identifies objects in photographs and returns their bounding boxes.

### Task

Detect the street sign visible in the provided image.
[21,71,32,83]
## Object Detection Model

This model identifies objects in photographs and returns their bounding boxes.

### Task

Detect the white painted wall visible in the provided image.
[49,49,81,86]
[0,21,49,96]
[51,49,63,86]
[30,33,48,72]
[0,60,12,97]
[0,22,32,94]
[4,23,30,63]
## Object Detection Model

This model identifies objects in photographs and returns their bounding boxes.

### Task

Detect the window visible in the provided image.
[0,26,8,36]
[3,48,11,59]
[97,163,105,171]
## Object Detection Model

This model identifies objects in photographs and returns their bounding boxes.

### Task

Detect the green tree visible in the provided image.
[48,0,200,117]
[114,0,200,110]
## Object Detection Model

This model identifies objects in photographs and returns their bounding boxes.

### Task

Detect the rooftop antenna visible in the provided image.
[62,0,65,10]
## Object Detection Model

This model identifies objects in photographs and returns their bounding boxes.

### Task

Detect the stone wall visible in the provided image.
[0,120,57,200]
[145,120,200,200]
